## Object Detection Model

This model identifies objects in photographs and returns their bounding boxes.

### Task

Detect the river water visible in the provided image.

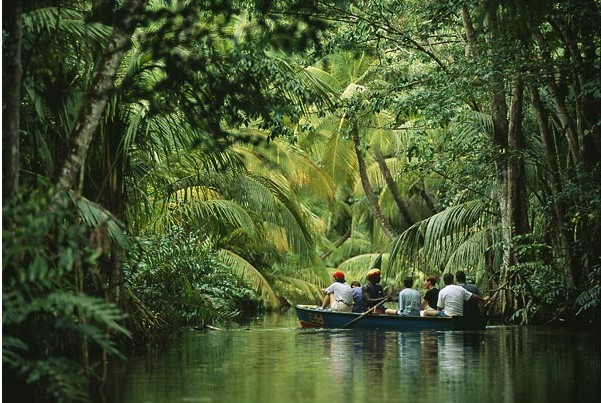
[99,310,600,403]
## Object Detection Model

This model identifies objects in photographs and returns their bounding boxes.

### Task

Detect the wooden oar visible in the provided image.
[341,297,389,329]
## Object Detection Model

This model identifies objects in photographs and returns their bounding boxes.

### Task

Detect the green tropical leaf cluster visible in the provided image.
[2,191,130,402]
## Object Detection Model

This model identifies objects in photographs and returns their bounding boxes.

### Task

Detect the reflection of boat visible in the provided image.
[294,305,487,331]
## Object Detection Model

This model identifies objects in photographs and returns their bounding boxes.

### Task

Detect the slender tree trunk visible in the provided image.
[3,1,22,201]
[350,125,398,240]
[101,118,130,314]
[319,227,351,260]
[484,8,521,319]
[529,86,576,288]
[551,9,601,163]
[416,179,436,213]
[460,5,482,112]
[532,30,581,163]
[538,14,600,288]
[507,77,530,238]
[373,150,414,227]
[461,5,478,58]
[55,0,148,197]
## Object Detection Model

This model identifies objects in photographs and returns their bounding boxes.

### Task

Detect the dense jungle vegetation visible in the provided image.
[3,0,600,401]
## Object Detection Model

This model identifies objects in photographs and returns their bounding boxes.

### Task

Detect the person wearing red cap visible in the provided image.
[321,271,354,312]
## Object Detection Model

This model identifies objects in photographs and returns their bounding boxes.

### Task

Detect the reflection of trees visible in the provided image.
[420,331,439,379]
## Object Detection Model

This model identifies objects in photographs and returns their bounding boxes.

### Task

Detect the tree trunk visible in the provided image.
[532,30,580,163]
[529,86,576,288]
[373,150,414,227]
[2,1,22,201]
[101,117,129,312]
[507,77,530,238]
[550,7,601,163]
[55,0,148,197]
[350,125,398,240]
[319,227,351,260]
[461,5,478,58]
[484,8,520,319]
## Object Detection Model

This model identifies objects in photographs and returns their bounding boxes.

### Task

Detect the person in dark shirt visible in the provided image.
[362,269,388,313]
[421,275,439,315]
[351,281,367,313]
[456,270,483,318]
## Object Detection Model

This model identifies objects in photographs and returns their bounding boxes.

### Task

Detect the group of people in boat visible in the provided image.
[320,269,486,319]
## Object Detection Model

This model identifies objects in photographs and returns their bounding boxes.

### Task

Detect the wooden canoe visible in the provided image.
[294,305,487,331]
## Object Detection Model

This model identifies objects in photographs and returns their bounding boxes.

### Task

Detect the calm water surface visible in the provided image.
[100,310,600,403]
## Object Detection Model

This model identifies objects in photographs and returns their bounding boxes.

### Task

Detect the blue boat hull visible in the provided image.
[294,305,487,331]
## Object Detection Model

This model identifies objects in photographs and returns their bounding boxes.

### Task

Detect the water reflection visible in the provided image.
[311,329,492,402]
[101,315,600,403]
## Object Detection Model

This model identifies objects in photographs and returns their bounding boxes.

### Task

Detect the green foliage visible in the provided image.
[576,263,601,321]
[389,199,499,274]
[2,190,130,402]
[126,230,262,327]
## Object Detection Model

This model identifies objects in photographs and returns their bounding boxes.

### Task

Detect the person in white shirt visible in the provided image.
[423,272,485,317]
[321,271,354,312]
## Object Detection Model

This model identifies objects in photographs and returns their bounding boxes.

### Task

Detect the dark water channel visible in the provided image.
[100,310,600,403]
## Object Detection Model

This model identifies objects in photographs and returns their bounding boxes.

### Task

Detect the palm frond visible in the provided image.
[337,253,390,283]
[247,174,317,261]
[153,198,258,234]
[73,195,129,249]
[389,199,498,276]
[22,7,111,44]
[216,249,281,309]
[270,273,325,305]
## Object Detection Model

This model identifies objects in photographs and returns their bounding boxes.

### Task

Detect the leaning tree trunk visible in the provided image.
[55,0,148,197]
[319,227,351,260]
[2,1,22,201]
[529,86,576,288]
[350,124,398,240]
[373,150,414,227]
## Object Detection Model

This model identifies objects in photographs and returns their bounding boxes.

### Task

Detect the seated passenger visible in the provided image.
[420,274,439,316]
[351,281,368,313]
[423,273,485,317]
[362,269,388,313]
[385,277,421,317]
[321,271,354,312]
[456,270,483,318]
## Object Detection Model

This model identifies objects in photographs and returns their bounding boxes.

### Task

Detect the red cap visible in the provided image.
[332,271,345,280]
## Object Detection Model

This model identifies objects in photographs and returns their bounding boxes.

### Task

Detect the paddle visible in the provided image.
[341,296,389,329]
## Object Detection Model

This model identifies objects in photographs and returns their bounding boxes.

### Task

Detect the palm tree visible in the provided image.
[288,53,445,284]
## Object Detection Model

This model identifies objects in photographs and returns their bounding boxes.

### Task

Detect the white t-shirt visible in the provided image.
[437,284,473,317]
[325,282,354,305]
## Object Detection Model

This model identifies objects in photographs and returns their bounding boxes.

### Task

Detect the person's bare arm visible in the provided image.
[362,286,387,305]
[469,293,487,302]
